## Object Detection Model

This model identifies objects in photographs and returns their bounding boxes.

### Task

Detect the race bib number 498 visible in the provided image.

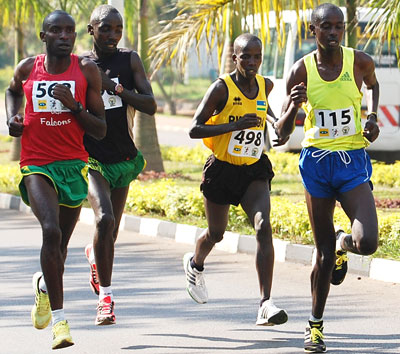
[32,81,75,113]
[313,106,356,139]
[228,128,264,159]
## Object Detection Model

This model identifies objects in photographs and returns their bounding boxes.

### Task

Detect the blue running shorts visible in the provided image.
[299,147,373,199]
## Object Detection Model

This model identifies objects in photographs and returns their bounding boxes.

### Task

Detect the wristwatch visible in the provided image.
[367,112,378,122]
[114,83,124,95]
[71,101,83,115]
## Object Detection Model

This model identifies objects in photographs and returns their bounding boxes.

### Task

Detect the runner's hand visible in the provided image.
[290,82,307,108]
[272,135,289,147]
[234,113,261,130]
[363,119,380,142]
[8,114,24,137]
[52,84,77,111]
[99,69,116,92]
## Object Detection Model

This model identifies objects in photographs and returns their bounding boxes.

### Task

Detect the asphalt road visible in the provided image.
[1,209,399,354]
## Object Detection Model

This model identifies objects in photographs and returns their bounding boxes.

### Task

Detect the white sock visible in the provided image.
[39,275,47,294]
[89,244,95,264]
[336,232,347,251]
[99,286,113,301]
[51,309,65,326]
[309,315,323,323]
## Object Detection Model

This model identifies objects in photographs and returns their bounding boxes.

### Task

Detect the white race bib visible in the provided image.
[228,128,264,158]
[32,81,75,113]
[102,77,123,110]
[313,106,356,139]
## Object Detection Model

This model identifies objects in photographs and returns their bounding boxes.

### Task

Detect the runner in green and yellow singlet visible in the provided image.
[274,3,380,353]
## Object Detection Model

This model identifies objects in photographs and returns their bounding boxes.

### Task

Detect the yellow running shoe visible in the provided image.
[31,272,51,329]
[52,320,74,350]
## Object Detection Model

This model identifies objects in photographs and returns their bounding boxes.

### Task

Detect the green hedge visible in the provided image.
[124,178,400,260]
[0,147,399,260]
[161,145,400,187]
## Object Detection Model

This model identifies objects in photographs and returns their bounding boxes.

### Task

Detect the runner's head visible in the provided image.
[232,33,262,79]
[310,3,344,51]
[40,10,76,58]
[88,5,123,55]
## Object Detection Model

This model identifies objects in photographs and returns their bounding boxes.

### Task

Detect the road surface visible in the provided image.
[1,209,399,354]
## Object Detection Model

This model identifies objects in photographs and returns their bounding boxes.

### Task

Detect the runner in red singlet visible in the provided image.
[5,10,106,350]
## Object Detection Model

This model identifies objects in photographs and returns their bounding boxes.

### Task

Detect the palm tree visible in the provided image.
[148,0,322,76]
[361,0,400,66]
[134,0,164,171]
[148,0,400,73]
[1,0,52,160]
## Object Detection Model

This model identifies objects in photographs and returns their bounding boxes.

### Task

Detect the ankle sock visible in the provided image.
[190,258,204,272]
[99,286,113,301]
[51,309,65,326]
[39,275,47,294]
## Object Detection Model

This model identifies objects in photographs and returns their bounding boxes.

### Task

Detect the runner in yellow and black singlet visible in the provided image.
[183,33,306,326]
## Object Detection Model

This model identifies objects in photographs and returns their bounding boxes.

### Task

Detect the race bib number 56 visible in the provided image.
[228,128,264,158]
[314,106,356,139]
[32,81,75,113]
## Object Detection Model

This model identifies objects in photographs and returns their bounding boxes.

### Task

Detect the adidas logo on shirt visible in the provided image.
[340,71,352,81]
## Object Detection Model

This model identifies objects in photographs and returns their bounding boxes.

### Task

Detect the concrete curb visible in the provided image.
[1,192,399,284]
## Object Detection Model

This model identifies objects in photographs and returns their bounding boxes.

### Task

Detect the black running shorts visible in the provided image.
[200,154,274,206]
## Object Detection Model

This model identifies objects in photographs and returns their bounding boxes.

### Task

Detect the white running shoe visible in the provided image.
[256,299,288,326]
[183,252,208,304]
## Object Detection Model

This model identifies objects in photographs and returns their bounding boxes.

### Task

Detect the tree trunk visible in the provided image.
[154,74,176,115]
[10,20,24,161]
[345,0,357,48]
[136,0,164,172]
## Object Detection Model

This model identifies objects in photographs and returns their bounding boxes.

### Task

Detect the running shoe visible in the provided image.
[304,320,326,353]
[331,229,348,285]
[85,244,99,295]
[183,252,208,304]
[256,299,288,326]
[95,295,116,325]
[52,320,74,349]
[31,272,51,329]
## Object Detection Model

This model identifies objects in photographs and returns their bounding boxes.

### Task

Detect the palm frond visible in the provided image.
[361,0,400,66]
[148,0,319,75]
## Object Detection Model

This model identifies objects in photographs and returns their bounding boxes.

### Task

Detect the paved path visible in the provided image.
[1,209,399,354]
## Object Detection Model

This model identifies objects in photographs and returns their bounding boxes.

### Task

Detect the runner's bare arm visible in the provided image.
[273,59,307,141]
[98,51,157,115]
[355,51,380,142]
[5,57,35,137]
[53,57,106,140]
[189,80,260,139]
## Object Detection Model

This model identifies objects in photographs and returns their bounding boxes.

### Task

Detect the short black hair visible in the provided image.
[42,10,74,31]
[233,33,262,54]
[311,3,344,25]
[90,4,122,25]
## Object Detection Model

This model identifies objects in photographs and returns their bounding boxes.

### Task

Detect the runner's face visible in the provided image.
[89,12,123,55]
[41,14,76,57]
[312,9,344,51]
[233,41,262,79]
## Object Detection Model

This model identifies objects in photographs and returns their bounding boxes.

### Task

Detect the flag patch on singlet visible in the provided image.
[256,100,266,111]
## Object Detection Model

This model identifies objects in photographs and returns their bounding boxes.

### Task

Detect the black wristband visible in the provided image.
[71,102,83,115]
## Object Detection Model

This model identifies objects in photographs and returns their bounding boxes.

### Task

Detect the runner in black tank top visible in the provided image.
[84,48,138,163]
[82,4,156,326]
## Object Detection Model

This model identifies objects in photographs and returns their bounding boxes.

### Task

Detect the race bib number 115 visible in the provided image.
[32,80,75,113]
[313,106,356,139]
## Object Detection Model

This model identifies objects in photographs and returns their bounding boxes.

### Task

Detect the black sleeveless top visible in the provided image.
[83,48,138,163]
